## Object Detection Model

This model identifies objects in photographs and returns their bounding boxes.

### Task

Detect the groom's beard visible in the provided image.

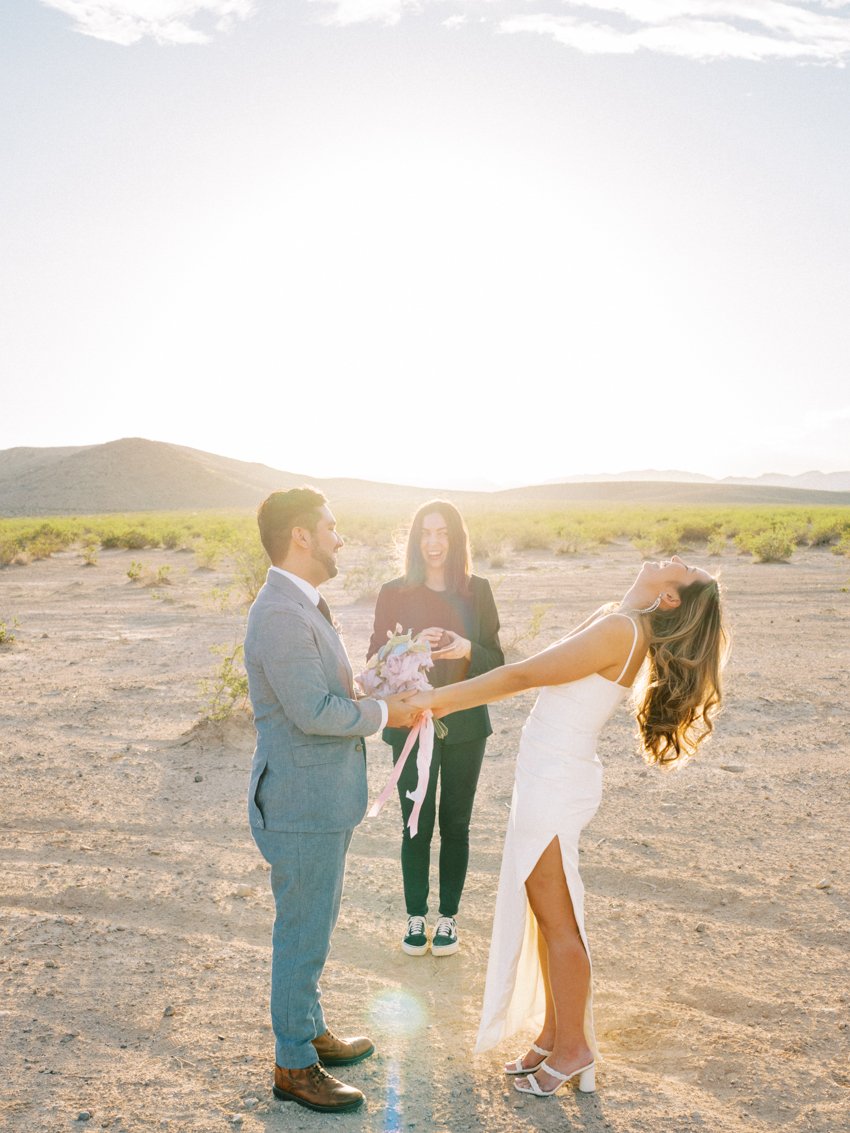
[311,547,338,580]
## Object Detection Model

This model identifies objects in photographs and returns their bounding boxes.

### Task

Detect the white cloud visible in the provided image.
[41,0,850,61]
[308,0,421,25]
[40,0,256,46]
[498,2,850,63]
[309,0,850,63]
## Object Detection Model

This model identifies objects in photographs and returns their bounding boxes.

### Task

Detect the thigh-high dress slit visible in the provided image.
[475,666,633,1055]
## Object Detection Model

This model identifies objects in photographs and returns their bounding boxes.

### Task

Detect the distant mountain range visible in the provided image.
[1,439,849,516]
[551,469,850,492]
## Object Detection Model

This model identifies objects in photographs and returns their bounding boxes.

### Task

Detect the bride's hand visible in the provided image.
[407,689,452,719]
[407,689,436,714]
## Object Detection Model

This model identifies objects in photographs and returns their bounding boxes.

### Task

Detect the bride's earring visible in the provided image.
[636,595,662,615]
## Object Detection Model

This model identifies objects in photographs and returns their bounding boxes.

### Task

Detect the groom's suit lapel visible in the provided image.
[266,570,355,693]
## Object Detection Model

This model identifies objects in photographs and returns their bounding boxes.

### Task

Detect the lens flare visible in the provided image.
[381,1060,402,1133]
[367,987,427,1039]
[367,991,428,1131]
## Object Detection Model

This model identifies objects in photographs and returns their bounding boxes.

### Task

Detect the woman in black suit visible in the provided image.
[368,500,504,957]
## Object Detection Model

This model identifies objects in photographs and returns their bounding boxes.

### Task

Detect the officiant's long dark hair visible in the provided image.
[403,500,472,595]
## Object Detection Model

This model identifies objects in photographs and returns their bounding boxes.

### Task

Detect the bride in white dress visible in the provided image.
[410,556,727,1097]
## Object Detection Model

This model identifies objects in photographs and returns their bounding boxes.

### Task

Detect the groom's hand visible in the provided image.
[384,690,420,728]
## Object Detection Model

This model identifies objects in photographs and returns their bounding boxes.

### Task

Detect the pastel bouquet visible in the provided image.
[356,625,446,837]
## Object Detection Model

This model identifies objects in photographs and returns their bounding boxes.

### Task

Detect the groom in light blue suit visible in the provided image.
[245,487,417,1114]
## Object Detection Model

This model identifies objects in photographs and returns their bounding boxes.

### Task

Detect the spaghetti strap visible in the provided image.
[609,612,640,685]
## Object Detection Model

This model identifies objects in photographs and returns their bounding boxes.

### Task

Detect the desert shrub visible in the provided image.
[194,540,221,571]
[832,532,850,557]
[202,643,249,721]
[576,517,612,546]
[159,528,184,550]
[102,529,148,550]
[706,532,727,556]
[677,522,715,544]
[17,523,75,560]
[231,535,269,604]
[512,526,554,552]
[0,537,22,566]
[134,563,173,587]
[81,539,99,566]
[27,536,61,560]
[555,525,591,555]
[503,604,551,658]
[631,535,655,557]
[807,519,842,547]
[467,518,515,556]
[748,528,796,563]
[122,530,151,551]
[0,616,18,645]
[651,523,686,556]
[343,549,395,602]
[471,532,508,567]
[31,523,75,551]
[206,586,236,612]
[335,508,410,550]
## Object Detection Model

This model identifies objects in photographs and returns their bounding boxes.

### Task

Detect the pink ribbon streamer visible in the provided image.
[367,710,435,838]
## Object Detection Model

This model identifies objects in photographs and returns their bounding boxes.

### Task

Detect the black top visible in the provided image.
[368,575,504,746]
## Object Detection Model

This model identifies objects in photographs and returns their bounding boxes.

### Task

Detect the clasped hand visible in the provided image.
[384,691,421,728]
[384,689,442,726]
[406,689,438,716]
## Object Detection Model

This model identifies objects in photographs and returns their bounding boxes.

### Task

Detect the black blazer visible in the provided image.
[368,575,504,747]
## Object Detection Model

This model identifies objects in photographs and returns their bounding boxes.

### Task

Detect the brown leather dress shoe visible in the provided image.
[313,1027,375,1066]
[273,1063,365,1113]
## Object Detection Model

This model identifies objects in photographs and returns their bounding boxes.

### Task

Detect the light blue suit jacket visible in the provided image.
[245,569,383,833]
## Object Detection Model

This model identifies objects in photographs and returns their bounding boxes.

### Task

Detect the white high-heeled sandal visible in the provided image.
[503,1042,553,1075]
[513,1058,596,1096]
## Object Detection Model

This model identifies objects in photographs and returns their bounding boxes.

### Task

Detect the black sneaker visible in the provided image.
[401,915,428,956]
[431,916,459,957]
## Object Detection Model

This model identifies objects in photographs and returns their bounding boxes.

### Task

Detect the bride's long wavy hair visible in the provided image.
[634,578,728,767]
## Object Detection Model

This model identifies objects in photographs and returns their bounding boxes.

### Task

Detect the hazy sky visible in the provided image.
[2,1,849,488]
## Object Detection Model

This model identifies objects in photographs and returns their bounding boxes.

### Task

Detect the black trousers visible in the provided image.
[390,734,487,918]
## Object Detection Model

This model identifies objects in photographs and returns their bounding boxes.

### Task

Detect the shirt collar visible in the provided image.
[270,566,320,607]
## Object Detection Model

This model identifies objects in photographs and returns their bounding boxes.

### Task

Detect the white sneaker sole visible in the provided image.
[431,939,459,957]
[401,940,429,956]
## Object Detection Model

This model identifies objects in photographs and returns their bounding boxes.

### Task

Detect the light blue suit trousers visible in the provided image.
[252,826,353,1069]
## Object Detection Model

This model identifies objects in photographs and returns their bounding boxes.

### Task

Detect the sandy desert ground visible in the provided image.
[1,540,848,1133]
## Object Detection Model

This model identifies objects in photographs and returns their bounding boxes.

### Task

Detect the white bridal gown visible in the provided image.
[475,614,640,1056]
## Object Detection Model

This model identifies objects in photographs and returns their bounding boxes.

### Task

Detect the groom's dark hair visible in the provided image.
[257,486,327,563]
